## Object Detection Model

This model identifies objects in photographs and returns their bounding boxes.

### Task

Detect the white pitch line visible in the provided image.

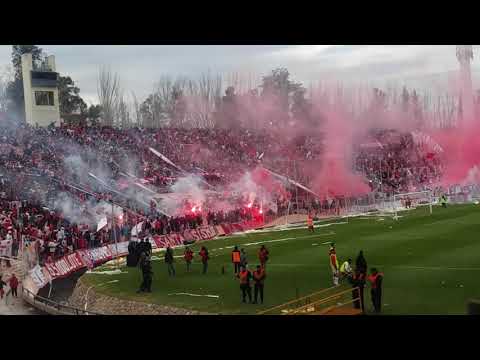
[88,269,128,275]
[251,264,480,271]
[168,292,220,298]
[242,232,335,247]
[393,265,480,271]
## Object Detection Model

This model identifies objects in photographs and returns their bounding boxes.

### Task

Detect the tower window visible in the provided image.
[35,91,55,106]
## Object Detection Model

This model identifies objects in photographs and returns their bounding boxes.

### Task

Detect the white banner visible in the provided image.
[0,239,12,257]
[149,147,183,171]
[97,216,108,232]
[29,264,51,289]
[131,221,144,239]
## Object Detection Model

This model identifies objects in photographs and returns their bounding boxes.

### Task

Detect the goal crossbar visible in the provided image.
[393,190,433,217]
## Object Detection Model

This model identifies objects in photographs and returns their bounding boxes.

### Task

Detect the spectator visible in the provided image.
[9,273,19,298]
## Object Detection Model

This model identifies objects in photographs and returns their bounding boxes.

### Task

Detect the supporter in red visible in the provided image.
[199,246,209,274]
[368,268,384,313]
[184,246,194,272]
[258,245,269,269]
[9,273,19,297]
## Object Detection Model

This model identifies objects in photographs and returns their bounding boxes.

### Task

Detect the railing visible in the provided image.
[22,287,100,315]
[286,286,363,315]
[258,285,363,316]
[257,285,343,315]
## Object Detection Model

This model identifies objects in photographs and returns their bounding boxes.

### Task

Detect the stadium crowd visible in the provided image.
[0,121,450,268]
[354,129,444,194]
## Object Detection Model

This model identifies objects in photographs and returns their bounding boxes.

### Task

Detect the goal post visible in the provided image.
[392,190,433,219]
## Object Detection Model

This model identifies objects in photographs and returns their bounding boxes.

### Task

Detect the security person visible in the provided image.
[356,250,368,277]
[252,265,266,304]
[367,268,384,313]
[349,269,366,312]
[232,246,241,274]
[240,248,248,268]
[137,251,153,293]
[165,246,175,277]
[237,265,252,303]
[144,236,152,256]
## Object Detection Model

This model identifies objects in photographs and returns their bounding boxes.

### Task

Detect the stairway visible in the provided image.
[0,256,26,280]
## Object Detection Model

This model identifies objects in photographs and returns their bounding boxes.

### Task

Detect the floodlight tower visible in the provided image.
[456,45,474,126]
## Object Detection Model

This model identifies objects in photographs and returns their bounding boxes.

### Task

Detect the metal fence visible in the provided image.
[22,287,100,315]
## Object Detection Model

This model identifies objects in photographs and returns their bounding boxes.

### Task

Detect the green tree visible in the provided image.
[7,45,88,123]
[260,68,303,127]
[58,76,88,115]
[215,86,239,129]
[171,86,187,127]
[6,45,44,120]
[87,104,102,125]
[11,45,43,79]
[291,87,311,123]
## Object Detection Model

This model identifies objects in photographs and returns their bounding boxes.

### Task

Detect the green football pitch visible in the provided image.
[82,204,480,315]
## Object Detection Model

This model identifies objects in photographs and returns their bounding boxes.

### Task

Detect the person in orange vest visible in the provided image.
[258,245,269,269]
[184,246,194,272]
[367,268,384,313]
[199,246,209,274]
[307,213,314,233]
[237,265,252,303]
[231,246,241,274]
[252,265,266,304]
[329,244,339,286]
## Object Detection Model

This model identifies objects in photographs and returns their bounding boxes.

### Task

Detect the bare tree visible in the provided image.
[153,75,188,127]
[0,65,13,113]
[130,91,141,126]
[117,95,130,128]
[97,66,122,127]
[183,72,222,128]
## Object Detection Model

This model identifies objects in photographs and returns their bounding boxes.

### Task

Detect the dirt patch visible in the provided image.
[68,278,213,315]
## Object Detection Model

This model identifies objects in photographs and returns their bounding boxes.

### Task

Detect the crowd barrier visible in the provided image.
[22,286,100,315]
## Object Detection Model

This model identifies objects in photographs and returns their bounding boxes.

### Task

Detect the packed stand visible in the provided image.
[354,129,444,194]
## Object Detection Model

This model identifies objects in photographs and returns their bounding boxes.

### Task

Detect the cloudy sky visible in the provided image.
[1,45,479,105]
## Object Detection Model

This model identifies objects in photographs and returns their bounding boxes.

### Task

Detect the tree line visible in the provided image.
[1,45,479,129]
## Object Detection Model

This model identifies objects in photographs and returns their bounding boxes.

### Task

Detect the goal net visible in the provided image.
[391,190,433,219]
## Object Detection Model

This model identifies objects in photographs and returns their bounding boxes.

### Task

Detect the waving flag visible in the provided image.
[149,147,184,172]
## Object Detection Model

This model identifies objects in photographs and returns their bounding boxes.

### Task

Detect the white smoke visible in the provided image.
[158,174,207,216]
[462,165,480,186]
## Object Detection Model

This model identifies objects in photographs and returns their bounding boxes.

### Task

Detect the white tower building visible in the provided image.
[456,45,474,126]
[21,53,60,127]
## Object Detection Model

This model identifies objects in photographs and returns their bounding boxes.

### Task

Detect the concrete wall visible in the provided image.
[21,53,60,127]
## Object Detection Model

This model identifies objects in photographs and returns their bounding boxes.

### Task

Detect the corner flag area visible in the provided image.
[81,204,480,315]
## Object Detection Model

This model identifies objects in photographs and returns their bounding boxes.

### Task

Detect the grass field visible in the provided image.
[82,204,480,315]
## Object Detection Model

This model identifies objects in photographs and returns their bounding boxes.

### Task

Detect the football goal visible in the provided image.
[392,190,433,219]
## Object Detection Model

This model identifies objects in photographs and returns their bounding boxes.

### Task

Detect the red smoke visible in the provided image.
[432,122,480,185]
[250,166,291,200]
[306,106,370,198]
